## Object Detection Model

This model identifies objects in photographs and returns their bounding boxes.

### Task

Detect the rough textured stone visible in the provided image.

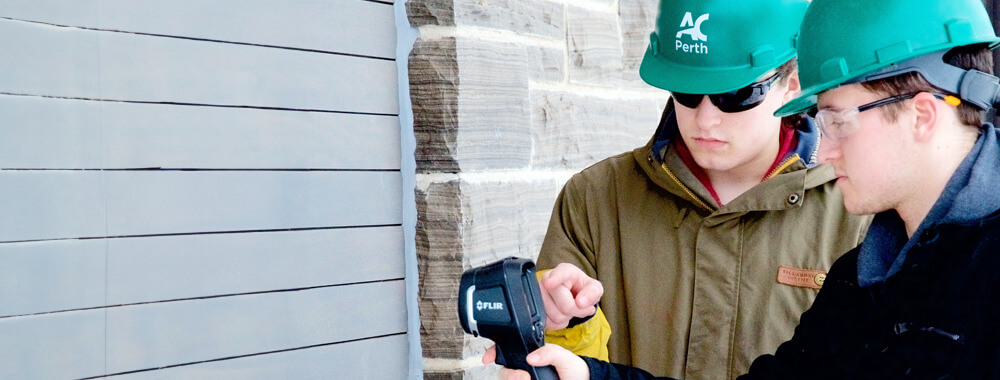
[464,364,502,379]
[408,0,563,38]
[419,296,464,358]
[619,0,660,86]
[453,38,532,172]
[456,178,562,264]
[454,0,563,38]
[415,176,564,268]
[407,0,456,27]
[566,5,624,86]
[410,37,532,173]
[415,179,462,260]
[587,0,619,6]
[415,179,464,359]
[527,44,564,83]
[414,176,565,362]
[410,38,461,172]
[423,370,464,380]
[530,89,668,170]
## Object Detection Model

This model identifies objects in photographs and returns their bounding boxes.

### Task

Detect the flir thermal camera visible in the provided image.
[458,257,559,380]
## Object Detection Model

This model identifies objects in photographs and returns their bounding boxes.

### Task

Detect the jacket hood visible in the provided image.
[858,124,1000,286]
[935,125,1000,224]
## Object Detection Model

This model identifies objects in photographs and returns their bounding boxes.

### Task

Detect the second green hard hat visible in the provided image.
[639,0,809,95]
[775,0,1000,116]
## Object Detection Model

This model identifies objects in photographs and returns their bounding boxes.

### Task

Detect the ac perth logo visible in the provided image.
[676,12,709,41]
[675,12,709,54]
[476,300,504,311]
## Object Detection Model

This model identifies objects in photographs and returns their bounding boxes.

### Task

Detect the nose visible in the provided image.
[817,135,841,163]
[694,97,723,129]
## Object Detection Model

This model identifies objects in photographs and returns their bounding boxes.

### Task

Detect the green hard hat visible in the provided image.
[776,0,1000,116]
[639,0,808,94]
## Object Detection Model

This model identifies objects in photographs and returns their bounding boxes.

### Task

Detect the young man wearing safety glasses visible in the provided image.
[501,0,1000,378]
[505,0,870,379]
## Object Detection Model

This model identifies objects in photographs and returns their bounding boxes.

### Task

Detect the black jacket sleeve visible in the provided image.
[582,356,678,380]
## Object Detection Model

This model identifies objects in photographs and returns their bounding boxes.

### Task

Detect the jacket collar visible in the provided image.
[858,124,1000,286]
[636,101,829,214]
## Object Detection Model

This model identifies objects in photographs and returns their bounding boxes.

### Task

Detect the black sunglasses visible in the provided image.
[672,73,781,113]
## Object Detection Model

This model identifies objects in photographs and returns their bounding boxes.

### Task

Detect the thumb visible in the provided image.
[525,344,590,380]
[482,345,497,364]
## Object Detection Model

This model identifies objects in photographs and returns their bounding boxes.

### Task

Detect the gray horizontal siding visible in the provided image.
[0,0,395,58]
[114,334,409,380]
[103,171,401,236]
[0,309,107,379]
[0,95,401,170]
[0,171,401,242]
[0,0,409,378]
[104,281,407,374]
[105,226,405,305]
[0,171,107,241]
[0,18,398,114]
[0,281,407,379]
[0,226,404,317]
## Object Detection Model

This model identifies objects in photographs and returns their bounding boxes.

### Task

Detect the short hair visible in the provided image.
[775,57,797,86]
[860,44,994,127]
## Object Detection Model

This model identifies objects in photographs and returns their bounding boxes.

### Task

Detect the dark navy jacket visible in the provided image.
[585,125,1000,379]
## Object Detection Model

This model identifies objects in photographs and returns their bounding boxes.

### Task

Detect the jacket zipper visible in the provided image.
[660,162,714,212]
[893,322,963,342]
[659,153,801,211]
[764,154,802,180]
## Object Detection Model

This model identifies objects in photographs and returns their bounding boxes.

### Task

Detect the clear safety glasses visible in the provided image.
[809,92,955,143]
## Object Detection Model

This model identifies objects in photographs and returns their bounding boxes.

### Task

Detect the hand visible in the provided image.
[483,344,590,380]
[539,263,603,330]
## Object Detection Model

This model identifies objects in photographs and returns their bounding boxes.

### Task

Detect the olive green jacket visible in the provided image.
[537,110,871,379]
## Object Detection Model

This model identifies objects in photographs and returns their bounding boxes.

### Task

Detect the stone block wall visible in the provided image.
[406,0,669,378]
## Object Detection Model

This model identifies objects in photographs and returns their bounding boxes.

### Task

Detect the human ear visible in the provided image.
[781,69,801,103]
[911,92,940,142]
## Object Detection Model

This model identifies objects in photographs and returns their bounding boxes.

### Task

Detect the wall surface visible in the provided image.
[404,0,668,378]
[0,1,412,378]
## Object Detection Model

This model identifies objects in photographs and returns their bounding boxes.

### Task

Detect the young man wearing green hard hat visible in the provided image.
[487,0,869,378]
[497,0,1000,378]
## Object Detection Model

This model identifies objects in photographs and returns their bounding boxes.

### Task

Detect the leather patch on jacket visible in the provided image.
[777,266,827,289]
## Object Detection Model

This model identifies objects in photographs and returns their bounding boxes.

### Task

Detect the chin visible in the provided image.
[692,157,735,172]
[843,198,883,216]
[844,204,871,216]
[839,192,863,215]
